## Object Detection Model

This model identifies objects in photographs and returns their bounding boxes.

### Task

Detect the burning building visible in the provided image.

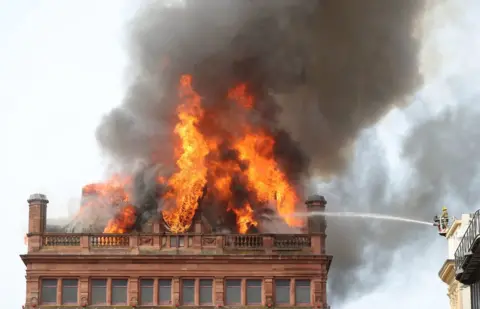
[21,73,332,308]
[21,191,331,308]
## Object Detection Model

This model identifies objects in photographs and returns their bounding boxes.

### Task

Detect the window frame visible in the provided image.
[61,278,79,305]
[139,278,155,306]
[274,278,291,306]
[158,278,173,306]
[40,278,58,305]
[199,278,214,306]
[181,278,196,306]
[111,278,129,305]
[245,278,263,305]
[294,279,311,305]
[90,278,108,305]
[224,278,242,306]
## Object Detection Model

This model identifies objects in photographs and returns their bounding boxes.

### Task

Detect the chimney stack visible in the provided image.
[28,193,48,234]
[305,194,327,254]
[27,193,48,253]
[305,194,327,233]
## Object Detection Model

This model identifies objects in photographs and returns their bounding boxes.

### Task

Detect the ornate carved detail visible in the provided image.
[80,296,88,307]
[202,236,217,246]
[30,297,38,307]
[130,296,138,306]
[139,236,153,245]
[266,296,273,307]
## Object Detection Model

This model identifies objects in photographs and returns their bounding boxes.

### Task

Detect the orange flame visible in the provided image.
[161,76,301,233]
[78,75,302,235]
[161,75,209,233]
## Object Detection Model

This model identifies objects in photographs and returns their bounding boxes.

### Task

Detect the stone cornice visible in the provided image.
[21,253,333,265]
[446,219,462,238]
[438,259,455,284]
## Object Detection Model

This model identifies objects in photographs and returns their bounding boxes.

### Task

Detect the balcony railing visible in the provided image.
[30,233,320,255]
[455,210,480,273]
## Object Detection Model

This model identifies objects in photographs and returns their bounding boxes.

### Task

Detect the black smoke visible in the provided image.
[95,0,426,304]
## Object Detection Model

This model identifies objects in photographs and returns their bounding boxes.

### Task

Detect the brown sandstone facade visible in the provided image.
[21,193,332,308]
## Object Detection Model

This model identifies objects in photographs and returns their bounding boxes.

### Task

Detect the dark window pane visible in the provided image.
[140,279,154,305]
[182,279,195,305]
[170,236,178,247]
[275,280,290,305]
[91,279,107,305]
[62,279,78,304]
[246,280,262,304]
[159,279,172,304]
[41,279,57,304]
[199,279,213,305]
[295,280,311,304]
[225,279,241,305]
[112,279,128,305]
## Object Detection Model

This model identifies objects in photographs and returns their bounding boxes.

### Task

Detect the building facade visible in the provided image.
[439,214,471,309]
[21,193,332,308]
[454,210,480,309]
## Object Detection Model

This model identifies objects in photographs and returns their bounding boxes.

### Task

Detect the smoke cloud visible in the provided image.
[97,0,424,174]
[94,0,427,304]
[323,101,480,304]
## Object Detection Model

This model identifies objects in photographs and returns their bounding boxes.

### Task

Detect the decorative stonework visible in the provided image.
[202,236,216,246]
[139,236,154,245]
[29,297,38,307]
[80,296,88,307]
[130,296,138,307]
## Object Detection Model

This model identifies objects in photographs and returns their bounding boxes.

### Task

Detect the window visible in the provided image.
[62,279,78,304]
[182,279,195,305]
[225,279,241,305]
[140,279,154,305]
[112,279,128,305]
[275,279,290,305]
[199,279,213,305]
[91,279,107,305]
[159,279,172,305]
[246,279,262,305]
[41,279,57,304]
[295,280,311,304]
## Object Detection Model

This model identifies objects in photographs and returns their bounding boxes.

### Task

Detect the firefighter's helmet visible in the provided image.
[442,206,447,211]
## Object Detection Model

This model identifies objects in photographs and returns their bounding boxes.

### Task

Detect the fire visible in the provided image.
[79,175,137,234]
[79,75,302,234]
[160,75,301,233]
[104,205,136,233]
[230,203,258,234]
[162,75,209,233]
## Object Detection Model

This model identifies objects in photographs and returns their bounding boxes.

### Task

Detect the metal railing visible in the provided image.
[455,210,480,272]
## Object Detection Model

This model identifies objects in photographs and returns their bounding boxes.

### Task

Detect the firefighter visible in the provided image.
[440,206,449,230]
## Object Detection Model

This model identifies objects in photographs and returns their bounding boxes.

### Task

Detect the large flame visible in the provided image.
[161,75,210,233]
[78,75,302,234]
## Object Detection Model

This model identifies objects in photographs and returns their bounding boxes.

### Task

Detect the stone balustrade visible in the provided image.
[27,233,323,255]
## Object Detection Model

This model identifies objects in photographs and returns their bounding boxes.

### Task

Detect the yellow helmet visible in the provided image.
[442,206,447,211]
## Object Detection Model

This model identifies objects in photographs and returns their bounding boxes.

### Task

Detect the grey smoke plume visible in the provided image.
[94,0,426,303]
[323,101,480,304]
[97,0,424,173]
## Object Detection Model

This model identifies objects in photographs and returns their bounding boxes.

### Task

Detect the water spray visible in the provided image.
[295,211,433,226]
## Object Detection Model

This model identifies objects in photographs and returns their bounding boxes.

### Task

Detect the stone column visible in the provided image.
[215,277,224,306]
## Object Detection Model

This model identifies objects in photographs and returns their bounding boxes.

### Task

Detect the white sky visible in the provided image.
[1,1,479,308]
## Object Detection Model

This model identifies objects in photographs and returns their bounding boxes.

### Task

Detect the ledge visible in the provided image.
[21,253,332,265]
[32,305,318,309]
